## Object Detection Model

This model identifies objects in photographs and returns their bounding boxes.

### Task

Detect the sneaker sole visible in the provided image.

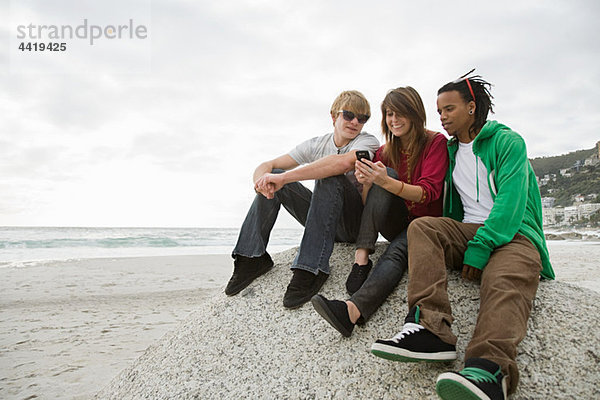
[283,296,312,309]
[371,343,457,363]
[283,290,320,309]
[310,295,352,337]
[436,373,492,400]
[224,264,273,296]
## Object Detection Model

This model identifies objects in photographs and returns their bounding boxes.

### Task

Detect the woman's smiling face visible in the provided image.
[386,110,411,139]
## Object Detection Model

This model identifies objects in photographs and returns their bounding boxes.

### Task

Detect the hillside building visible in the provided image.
[541,197,555,208]
[542,203,600,226]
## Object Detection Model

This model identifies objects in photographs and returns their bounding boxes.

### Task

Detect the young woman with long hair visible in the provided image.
[311,86,448,336]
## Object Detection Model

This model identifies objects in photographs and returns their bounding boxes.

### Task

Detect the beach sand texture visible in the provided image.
[0,255,232,400]
[96,242,600,399]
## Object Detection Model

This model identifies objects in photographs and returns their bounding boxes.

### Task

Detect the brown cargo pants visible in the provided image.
[406,216,542,394]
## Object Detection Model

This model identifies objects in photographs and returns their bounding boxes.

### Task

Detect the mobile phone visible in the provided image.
[356,150,370,164]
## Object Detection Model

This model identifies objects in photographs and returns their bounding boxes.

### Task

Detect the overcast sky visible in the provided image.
[1,0,599,228]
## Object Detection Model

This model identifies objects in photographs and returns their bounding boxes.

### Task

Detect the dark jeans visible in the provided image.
[232,170,363,275]
[350,168,410,320]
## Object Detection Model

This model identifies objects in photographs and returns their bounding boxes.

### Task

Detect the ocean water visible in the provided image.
[0,226,304,267]
[2,226,596,268]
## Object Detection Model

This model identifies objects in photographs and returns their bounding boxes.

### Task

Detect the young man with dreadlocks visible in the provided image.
[370,72,554,400]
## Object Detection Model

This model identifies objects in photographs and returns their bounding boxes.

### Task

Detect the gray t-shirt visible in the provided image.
[288,132,380,165]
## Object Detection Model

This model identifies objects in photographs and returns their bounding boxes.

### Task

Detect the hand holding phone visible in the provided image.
[355,150,370,164]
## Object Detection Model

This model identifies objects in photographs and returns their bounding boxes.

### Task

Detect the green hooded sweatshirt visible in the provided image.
[443,120,554,280]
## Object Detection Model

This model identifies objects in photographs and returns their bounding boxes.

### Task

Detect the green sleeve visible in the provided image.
[464,133,529,269]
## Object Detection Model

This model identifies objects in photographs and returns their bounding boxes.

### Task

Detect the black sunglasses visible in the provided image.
[338,110,370,124]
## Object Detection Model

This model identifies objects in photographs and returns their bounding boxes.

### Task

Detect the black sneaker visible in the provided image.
[371,305,457,362]
[345,260,372,295]
[225,253,274,296]
[311,294,355,337]
[282,269,328,309]
[436,357,508,400]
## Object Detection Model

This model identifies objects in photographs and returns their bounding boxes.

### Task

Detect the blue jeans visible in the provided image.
[350,168,410,320]
[232,170,363,275]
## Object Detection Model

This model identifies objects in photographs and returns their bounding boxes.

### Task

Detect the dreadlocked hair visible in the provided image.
[438,69,494,139]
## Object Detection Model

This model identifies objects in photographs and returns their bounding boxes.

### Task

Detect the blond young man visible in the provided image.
[227,91,380,308]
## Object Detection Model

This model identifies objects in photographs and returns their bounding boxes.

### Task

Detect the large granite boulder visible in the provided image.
[97,244,600,399]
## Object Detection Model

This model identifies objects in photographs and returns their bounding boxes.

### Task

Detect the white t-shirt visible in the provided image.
[452,141,494,224]
[288,132,379,165]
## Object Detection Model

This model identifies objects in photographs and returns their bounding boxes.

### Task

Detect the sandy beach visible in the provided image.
[1,241,599,399]
[0,254,232,400]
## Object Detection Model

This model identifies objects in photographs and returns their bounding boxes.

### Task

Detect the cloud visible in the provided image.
[1,0,599,226]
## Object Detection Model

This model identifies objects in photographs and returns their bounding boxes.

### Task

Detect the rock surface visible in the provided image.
[545,231,600,241]
[97,244,600,399]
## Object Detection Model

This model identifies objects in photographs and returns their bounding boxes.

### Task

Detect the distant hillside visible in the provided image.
[539,165,600,207]
[528,144,600,209]
[530,147,596,177]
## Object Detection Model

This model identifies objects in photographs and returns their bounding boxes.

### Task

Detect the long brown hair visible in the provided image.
[381,86,428,181]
